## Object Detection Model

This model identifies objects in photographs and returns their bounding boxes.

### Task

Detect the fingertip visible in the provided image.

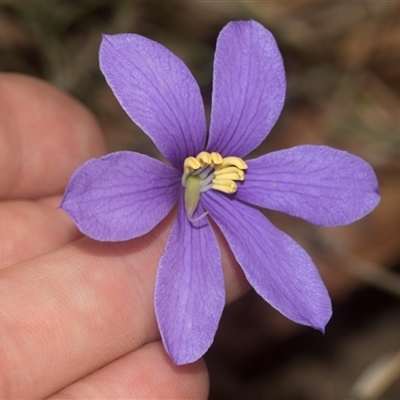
[0,73,107,199]
[49,342,209,400]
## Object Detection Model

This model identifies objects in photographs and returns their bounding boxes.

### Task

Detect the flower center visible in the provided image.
[182,151,247,220]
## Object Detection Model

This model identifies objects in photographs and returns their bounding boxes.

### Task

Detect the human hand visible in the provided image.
[0,73,248,399]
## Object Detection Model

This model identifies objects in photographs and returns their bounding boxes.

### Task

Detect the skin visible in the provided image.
[0,73,249,399]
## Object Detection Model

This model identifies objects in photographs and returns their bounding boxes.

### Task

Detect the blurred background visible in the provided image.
[1,1,400,399]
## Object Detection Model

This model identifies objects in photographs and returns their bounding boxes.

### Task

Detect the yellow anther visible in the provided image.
[214,166,245,181]
[196,151,212,165]
[215,156,247,171]
[214,172,244,182]
[210,152,223,165]
[212,180,238,194]
[183,156,201,175]
[183,152,246,199]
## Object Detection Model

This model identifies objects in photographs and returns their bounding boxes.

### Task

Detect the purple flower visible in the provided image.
[60,21,380,365]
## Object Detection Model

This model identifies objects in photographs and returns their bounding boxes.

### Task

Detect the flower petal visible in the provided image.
[203,191,332,331]
[155,197,225,365]
[207,20,286,157]
[100,34,207,168]
[60,152,180,241]
[236,145,380,226]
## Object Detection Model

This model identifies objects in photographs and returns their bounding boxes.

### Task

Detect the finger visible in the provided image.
[0,73,106,199]
[0,212,247,399]
[49,341,209,399]
[0,196,81,269]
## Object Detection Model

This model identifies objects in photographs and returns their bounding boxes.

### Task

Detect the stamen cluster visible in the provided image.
[182,151,247,194]
[182,151,247,220]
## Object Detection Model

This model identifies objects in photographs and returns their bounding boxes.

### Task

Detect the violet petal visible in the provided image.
[155,196,225,365]
[207,20,286,157]
[100,34,207,168]
[203,191,332,331]
[60,151,180,241]
[236,145,380,226]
